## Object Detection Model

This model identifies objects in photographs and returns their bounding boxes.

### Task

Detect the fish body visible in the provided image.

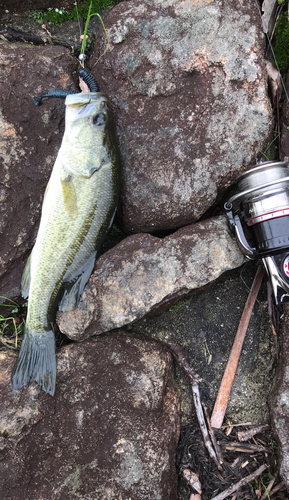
[13,91,120,395]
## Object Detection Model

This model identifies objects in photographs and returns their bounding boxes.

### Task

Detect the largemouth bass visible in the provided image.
[12,78,120,395]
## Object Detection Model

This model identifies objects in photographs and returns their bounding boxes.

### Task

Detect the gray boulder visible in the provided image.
[0,334,180,500]
[92,0,273,233]
[58,216,246,341]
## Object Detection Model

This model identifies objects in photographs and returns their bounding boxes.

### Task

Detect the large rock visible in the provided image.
[0,334,180,499]
[92,0,273,233]
[270,303,289,489]
[134,260,277,426]
[58,216,246,341]
[0,41,77,298]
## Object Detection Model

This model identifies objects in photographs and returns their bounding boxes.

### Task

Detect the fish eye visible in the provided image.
[92,113,105,125]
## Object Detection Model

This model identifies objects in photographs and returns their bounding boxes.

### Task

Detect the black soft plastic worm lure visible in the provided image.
[79,68,99,93]
[33,68,99,105]
[33,89,77,106]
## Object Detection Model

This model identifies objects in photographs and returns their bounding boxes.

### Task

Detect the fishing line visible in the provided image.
[74,0,87,68]
[74,0,82,42]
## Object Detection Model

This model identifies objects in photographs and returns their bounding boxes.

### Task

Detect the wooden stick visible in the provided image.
[210,463,268,500]
[266,480,286,497]
[202,403,223,464]
[210,265,265,429]
[182,469,202,494]
[169,344,222,471]
[237,424,270,442]
[218,440,270,453]
[260,478,275,500]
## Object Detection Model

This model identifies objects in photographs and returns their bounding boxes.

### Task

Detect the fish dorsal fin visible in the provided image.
[58,252,96,312]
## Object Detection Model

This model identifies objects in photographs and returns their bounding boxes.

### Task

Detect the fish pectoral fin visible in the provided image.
[58,252,97,312]
[21,249,34,299]
[60,174,78,219]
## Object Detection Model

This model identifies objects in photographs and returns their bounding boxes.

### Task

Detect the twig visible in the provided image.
[182,469,202,494]
[266,480,286,497]
[267,281,277,336]
[202,403,223,464]
[210,464,269,500]
[218,440,270,453]
[237,424,271,442]
[260,477,275,500]
[168,343,202,383]
[169,343,222,471]
[210,265,265,428]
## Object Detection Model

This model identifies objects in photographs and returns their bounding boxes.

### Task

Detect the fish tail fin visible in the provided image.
[12,329,56,396]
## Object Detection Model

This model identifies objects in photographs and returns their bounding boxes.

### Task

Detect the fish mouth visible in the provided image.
[65,92,107,107]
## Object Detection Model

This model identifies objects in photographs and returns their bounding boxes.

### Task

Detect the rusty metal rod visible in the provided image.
[210,264,265,429]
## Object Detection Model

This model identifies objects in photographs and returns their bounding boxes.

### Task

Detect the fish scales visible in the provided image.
[12,90,120,395]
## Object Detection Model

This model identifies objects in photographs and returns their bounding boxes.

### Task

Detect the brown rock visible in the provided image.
[57,216,246,341]
[92,0,273,233]
[0,333,180,499]
[0,41,77,298]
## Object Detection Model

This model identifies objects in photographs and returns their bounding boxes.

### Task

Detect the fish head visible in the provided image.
[61,92,112,178]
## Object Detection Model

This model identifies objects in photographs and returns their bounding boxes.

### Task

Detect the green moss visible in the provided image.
[169,296,192,313]
[273,12,289,75]
[31,0,120,26]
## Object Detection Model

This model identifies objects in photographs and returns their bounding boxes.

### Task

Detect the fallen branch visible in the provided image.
[218,440,270,454]
[264,480,285,498]
[267,280,277,336]
[202,403,223,465]
[169,343,222,471]
[237,424,271,442]
[210,265,265,429]
[210,463,269,500]
[260,477,275,500]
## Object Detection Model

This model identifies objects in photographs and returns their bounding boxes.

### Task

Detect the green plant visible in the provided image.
[273,12,289,75]
[269,438,278,450]
[261,480,271,499]
[79,0,110,58]
[169,296,192,313]
[258,130,280,160]
[0,296,27,349]
[31,0,119,26]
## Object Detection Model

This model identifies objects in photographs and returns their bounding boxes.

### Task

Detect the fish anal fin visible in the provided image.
[58,252,96,312]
